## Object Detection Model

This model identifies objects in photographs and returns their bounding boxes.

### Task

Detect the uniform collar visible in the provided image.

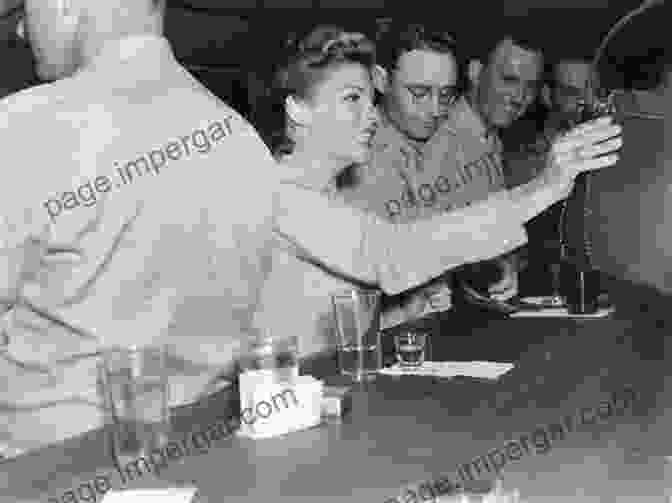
[81,34,175,78]
[441,96,498,142]
[372,108,427,155]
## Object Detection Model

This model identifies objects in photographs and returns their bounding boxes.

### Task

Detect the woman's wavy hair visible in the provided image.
[255,25,376,157]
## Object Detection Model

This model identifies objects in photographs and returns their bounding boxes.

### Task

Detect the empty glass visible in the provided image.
[331,289,383,381]
[394,332,428,367]
[97,345,170,469]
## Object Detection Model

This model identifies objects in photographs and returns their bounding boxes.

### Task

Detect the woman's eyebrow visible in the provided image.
[340,85,366,92]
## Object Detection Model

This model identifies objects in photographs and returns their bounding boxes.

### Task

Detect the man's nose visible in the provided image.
[429,94,442,117]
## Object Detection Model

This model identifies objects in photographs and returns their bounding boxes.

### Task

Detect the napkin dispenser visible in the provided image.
[238,371,323,439]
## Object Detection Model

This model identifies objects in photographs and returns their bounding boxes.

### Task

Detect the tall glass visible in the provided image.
[331,289,383,381]
[97,345,170,470]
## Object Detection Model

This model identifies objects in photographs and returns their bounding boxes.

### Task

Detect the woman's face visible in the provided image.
[303,62,379,167]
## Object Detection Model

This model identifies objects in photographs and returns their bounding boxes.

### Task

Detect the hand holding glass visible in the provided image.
[544,117,622,184]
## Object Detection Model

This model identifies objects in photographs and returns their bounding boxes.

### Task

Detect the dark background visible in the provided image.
[0,0,668,115]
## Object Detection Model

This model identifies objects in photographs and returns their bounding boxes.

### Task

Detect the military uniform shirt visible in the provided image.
[340,98,506,223]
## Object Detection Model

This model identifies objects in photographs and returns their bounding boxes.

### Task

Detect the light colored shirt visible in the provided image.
[340,98,506,222]
[258,142,536,356]
[256,100,533,354]
[0,34,278,454]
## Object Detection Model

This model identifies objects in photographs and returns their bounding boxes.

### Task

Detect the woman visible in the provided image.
[254,26,382,359]
[254,25,622,362]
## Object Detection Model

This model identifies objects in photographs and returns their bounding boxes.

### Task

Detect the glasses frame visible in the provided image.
[403,84,461,108]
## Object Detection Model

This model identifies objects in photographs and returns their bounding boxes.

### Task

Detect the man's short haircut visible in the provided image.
[374,21,459,73]
[478,28,545,66]
[545,55,600,89]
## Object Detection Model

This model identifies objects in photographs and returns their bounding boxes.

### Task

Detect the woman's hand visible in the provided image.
[542,116,623,186]
[488,254,519,302]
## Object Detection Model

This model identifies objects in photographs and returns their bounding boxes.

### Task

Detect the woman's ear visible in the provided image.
[467,59,483,89]
[371,64,389,94]
[285,95,313,126]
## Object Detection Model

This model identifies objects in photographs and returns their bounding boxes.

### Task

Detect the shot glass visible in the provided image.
[332,289,383,381]
[97,345,170,469]
[394,332,428,368]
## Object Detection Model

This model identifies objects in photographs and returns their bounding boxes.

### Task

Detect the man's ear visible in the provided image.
[467,59,483,89]
[541,83,552,108]
[285,95,313,126]
[371,64,389,94]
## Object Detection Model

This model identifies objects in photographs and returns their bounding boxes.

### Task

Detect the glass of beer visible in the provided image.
[331,289,383,381]
[97,344,170,469]
[394,332,428,368]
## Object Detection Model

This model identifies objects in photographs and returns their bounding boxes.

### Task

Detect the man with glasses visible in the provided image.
[337,22,466,325]
[340,22,463,223]
[341,27,544,322]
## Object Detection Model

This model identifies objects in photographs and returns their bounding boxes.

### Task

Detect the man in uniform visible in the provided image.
[0,0,285,457]
[340,27,545,323]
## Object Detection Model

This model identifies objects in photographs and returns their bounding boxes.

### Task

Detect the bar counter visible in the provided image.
[2,276,671,502]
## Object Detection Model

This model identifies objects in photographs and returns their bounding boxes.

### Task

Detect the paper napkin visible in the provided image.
[509,306,615,318]
[101,487,199,503]
[378,361,514,379]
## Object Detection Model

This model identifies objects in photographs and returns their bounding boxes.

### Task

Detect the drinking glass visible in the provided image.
[331,289,383,381]
[394,332,427,367]
[97,344,170,469]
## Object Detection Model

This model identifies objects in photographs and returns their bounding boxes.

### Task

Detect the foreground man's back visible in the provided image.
[0,34,277,455]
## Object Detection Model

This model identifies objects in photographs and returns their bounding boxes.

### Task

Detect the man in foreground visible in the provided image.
[0,0,282,456]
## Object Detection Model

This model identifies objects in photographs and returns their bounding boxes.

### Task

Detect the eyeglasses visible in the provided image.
[404,85,460,107]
